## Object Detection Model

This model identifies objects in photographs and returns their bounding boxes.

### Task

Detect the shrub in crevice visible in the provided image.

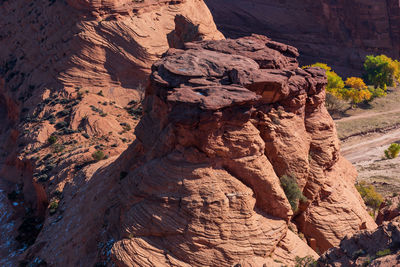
[280,175,307,212]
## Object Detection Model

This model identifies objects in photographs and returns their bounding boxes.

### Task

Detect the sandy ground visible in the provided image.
[339,121,400,197]
[336,108,400,123]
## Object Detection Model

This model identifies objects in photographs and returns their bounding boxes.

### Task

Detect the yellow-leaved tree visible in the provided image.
[343,77,371,106]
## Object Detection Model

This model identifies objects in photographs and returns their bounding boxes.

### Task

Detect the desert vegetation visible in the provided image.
[92,150,106,162]
[279,175,307,212]
[305,54,400,115]
[355,181,383,216]
[384,143,400,159]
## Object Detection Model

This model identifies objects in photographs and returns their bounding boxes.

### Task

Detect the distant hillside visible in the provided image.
[205,0,400,77]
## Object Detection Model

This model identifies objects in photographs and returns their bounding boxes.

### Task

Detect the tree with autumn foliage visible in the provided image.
[342,77,372,106]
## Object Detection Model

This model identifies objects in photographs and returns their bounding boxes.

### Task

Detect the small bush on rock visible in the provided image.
[48,200,59,215]
[48,135,57,144]
[295,255,316,267]
[280,175,307,212]
[52,143,65,153]
[375,249,391,258]
[92,150,105,162]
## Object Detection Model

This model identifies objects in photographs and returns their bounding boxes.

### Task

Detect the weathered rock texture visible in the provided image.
[0,0,380,264]
[0,0,222,265]
[376,196,400,225]
[318,221,400,267]
[105,35,376,266]
[205,0,400,76]
[8,34,377,266]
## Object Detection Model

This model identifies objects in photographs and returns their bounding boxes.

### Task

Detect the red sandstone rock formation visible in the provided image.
[376,196,400,225]
[0,0,380,264]
[205,0,400,77]
[105,35,374,266]
[0,0,222,265]
[318,221,400,266]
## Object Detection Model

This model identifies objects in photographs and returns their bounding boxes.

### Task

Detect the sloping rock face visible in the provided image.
[0,0,222,265]
[205,0,400,76]
[376,196,400,225]
[4,34,376,266]
[107,35,375,266]
[318,222,400,267]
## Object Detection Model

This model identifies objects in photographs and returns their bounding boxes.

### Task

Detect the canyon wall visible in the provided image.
[205,0,400,77]
[0,0,222,265]
[0,0,382,265]
[23,35,377,267]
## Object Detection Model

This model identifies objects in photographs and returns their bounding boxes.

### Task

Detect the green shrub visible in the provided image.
[376,248,391,258]
[49,201,59,215]
[52,143,65,153]
[384,143,400,159]
[363,54,400,89]
[295,255,316,267]
[92,150,105,162]
[280,175,307,212]
[356,181,383,212]
[48,135,57,144]
[368,86,387,99]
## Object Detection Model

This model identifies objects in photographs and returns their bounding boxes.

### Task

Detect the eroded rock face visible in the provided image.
[205,0,400,76]
[318,222,400,267]
[108,35,375,266]
[376,196,400,225]
[0,0,222,264]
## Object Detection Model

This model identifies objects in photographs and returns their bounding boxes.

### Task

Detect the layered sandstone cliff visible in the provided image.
[29,35,375,267]
[0,0,223,265]
[0,1,380,265]
[205,0,400,76]
[3,34,377,266]
[107,35,376,266]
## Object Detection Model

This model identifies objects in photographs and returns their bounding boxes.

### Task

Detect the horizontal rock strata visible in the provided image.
[109,35,376,266]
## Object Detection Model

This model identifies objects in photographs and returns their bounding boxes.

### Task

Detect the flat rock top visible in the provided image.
[167,85,259,110]
[155,48,259,80]
[151,35,327,112]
